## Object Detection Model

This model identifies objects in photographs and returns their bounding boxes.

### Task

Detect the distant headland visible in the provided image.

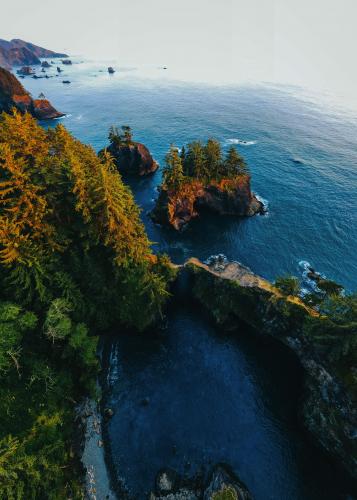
[0,38,68,69]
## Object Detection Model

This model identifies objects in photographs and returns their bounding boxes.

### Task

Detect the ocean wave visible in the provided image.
[298,260,324,295]
[255,194,269,212]
[226,138,257,146]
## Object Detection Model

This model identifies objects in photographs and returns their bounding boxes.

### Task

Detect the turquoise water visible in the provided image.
[24,60,357,498]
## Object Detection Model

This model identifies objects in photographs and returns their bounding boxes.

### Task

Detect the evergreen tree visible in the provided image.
[163,146,185,190]
[203,138,222,180]
[224,146,248,177]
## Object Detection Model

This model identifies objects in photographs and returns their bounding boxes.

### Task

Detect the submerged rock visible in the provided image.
[151,177,264,231]
[0,67,64,119]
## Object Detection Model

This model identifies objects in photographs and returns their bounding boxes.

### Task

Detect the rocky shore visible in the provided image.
[149,465,252,500]
[151,177,264,231]
[0,67,64,119]
[183,257,357,482]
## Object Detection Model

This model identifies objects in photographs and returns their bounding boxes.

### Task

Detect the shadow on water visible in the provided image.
[100,291,354,499]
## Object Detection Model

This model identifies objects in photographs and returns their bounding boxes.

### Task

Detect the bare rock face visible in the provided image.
[204,465,252,500]
[106,142,159,176]
[31,99,64,120]
[151,177,264,231]
[0,67,64,120]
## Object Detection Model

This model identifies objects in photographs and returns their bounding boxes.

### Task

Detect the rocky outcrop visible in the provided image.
[0,67,64,120]
[105,142,159,176]
[149,465,252,500]
[152,177,264,231]
[0,39,67,69]
[184,257,357,482]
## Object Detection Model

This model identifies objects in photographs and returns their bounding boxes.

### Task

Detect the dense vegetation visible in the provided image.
[0,111,175,499]
[162,140,249,191]
[274,274,357,388]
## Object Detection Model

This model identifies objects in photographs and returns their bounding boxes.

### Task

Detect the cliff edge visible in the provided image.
[0,67,64,119]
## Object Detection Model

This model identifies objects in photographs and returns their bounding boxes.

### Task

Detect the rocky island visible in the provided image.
[103,125,158,176]
[151,140,264,230]
[0,67,64,119]
[0,38,67,69]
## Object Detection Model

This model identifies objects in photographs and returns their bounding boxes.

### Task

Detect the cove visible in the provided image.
[102,301,350,499]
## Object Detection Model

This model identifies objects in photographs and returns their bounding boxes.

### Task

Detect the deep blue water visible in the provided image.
[24,60,357,498]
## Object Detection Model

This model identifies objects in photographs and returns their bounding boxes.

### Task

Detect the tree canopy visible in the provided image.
[0,111,175,498]
[163,140,249,190]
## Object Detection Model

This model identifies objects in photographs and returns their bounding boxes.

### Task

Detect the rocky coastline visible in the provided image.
[0,38,67,69]
[0,67,64,119]
[151,176,265,231]
[183,257,357,482]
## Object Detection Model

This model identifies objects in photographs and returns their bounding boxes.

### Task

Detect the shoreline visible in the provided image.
[80,397,116,500]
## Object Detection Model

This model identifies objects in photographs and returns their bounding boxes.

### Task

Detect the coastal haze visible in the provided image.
[1,2,357,499]
[2,0,357,108]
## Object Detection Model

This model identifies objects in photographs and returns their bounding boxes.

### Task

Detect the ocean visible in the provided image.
[24,59,357,498]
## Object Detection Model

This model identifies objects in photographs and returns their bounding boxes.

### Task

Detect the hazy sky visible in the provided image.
[1,0,357,101]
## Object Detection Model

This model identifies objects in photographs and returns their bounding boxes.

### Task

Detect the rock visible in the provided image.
[203,465,252,500]
[0,67,64,120]
[41,61,50,68]
[103,408,114,419]
[57,66,62,73]
[151,177,264,231]
[32,99,65,119]
[149,464,252,500]
[62,80,71,84]
[97,439,103,447]
[108,66,115,74]
[156,468,179,493]
[17,66,34,76]
[185,258,357,482]
[105,142,159,176]
[62,59,72,65]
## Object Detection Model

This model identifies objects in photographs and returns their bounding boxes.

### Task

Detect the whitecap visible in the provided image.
[226,138,257,146]
[255,193,269,212]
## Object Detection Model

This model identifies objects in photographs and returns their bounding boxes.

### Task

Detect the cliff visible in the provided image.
[183,257,357,482]
[0,38,67,69]
[0,67,64,119]
[152,176,264,231]
[105,141,158,176]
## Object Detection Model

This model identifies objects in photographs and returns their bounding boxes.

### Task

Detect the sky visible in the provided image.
[1,0,357,104]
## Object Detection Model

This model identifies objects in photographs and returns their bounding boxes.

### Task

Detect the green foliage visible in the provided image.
[0,111,174,498]
[212,486,238,500]
[163,138,249,190]
[274,275,300,296]
[163,145,185,190]
[108,124,133,147]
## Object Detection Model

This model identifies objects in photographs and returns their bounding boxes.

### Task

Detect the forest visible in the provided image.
[162,139,249,191]
[0,111,175,499]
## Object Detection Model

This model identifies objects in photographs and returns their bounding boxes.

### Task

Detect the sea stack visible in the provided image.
[0,67,65,120]
[103,125,158,176]
[151,140,264,231]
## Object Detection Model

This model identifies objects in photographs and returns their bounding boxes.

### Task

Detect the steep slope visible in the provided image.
[0,67,64,119]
